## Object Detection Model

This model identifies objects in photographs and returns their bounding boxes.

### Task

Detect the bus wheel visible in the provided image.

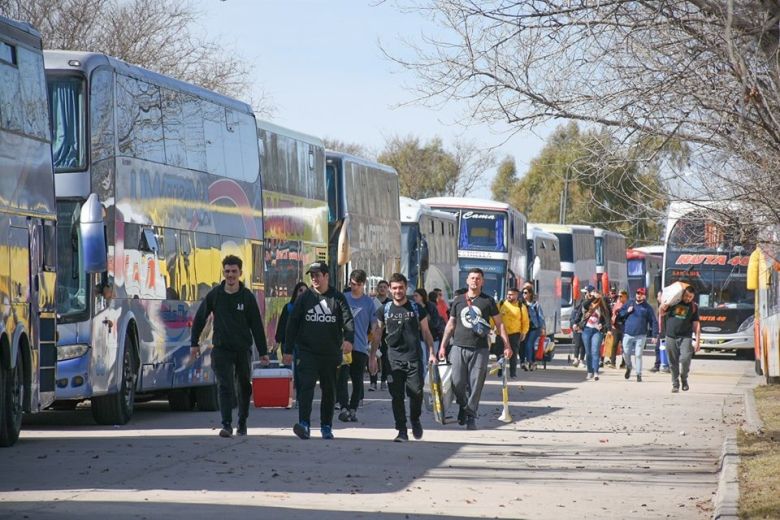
[168,388,195,411]
[194,385,219,411]
[91,340,136,425]
[0,351,24,447]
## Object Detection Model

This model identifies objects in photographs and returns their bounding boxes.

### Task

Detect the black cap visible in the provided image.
[306,261,329,274]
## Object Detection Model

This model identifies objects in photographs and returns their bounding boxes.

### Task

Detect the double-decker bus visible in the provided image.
[747,235,780,382]
[420,197,527,300]
[399,197,458,300]
[527,227,561,334]
[258,120,327,349]
[662,202,755,358]
[627,248,663,307]
[325,152,401,291]
[45,51,263,423]
[533,224,597,340]
[594,227,628,294]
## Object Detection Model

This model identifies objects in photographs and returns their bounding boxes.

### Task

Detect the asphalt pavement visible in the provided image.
[0,347,757,519]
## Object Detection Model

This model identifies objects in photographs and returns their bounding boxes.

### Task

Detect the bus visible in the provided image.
[258,120,327,350]
[45,51,263,423]
[747,237,780,382]
[325,152,401,292]
[594,228,628,294]
[527,227,562,334]
[662,201,755,358]
[399,197,458,300]
[532,224,597,340]
[626,248,663,307]
[419,197,527,300]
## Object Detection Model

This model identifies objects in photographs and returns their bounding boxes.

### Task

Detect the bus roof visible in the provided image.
[633,245,664,255]
[528,226,558,241]
[43,50,253,114]
[0,15,43,49]
[399,197,457,224]
[419,196,517,212]
[593,227,624,239]
[256,118,323,148]
[325,150,397,176]
[531,223,595,235]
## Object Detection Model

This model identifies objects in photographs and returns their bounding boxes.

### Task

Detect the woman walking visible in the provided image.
[580,290,610,381]
[522,284,545,371]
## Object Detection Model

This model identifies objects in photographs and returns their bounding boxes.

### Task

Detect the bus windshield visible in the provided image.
[47,75,87,172]
[665,267,753,309]
[628,259,645,276]
[459,211,506,251]
[56,200,88,319]
[401,223,419,289]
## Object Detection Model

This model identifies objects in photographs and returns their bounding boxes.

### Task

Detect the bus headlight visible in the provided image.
[57,344,90,361]
[737,316,754,333]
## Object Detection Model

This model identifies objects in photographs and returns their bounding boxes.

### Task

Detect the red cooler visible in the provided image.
[252,367,293,408]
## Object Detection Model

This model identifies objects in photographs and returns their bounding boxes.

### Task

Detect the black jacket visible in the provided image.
[284,286,355,356]
[190,281,268,356]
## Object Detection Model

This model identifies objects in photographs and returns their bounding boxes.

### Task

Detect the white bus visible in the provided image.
[399,197,458,300]
[420,197,527,300]
[326,152,401,291]
[626,248,663,307]
[532,224,597,340]
[45,51,263,423]
[594,227,628,294]
[527,227,562,334]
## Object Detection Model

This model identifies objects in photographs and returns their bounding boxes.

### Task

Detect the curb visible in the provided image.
[743,388,764,434]
[712,435,740,520]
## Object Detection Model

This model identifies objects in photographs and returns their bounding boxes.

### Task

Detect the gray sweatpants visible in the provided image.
[666,336,693,388]
[450,346,489,420]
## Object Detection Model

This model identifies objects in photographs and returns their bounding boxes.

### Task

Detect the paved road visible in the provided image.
[1,349,756,519]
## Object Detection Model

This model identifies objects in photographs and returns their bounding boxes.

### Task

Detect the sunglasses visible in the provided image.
[522,290,530,294]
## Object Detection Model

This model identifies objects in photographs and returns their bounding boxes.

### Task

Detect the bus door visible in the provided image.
[30,220,57,410]
[9,225,32,408]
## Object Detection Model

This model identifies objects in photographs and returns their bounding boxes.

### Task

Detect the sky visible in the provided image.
[193,0,552,199]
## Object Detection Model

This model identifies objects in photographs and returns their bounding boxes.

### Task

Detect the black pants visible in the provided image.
[211,347,252,428]
[388,358,424,432]
[497,333,522,376]
[573,331,585,360]
[337,350,368,410]
[370,344,391,384]
[610,330,623,365]
[297,350,340,427]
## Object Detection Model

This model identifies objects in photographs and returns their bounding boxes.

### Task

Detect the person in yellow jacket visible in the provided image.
[497,287,529,378]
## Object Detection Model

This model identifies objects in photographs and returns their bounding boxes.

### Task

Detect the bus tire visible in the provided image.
[168,389,195,411]
[91,338,137,425]
[0,350,24,447]
[194,385,219,411]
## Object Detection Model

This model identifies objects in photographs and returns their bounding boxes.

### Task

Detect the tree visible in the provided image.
[387,1,780,234]
[378,135,458,199]
[323,138,373,159]
[0,0,269,112]
[491,155,517,202]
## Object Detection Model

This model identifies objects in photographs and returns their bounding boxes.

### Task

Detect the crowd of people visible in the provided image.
[190,255,701,441]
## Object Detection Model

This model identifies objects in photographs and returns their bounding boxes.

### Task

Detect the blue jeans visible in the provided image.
[582,327,603,375]
[523,329,541,364]
[622,334,647,375]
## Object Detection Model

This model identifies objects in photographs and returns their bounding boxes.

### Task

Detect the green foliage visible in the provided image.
[378,135,459,199]
[491,156,518,202]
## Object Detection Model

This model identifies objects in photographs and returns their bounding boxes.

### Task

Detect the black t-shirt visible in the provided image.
[664,301,699,338]
[449,293,499,349]
[376,300,428,363]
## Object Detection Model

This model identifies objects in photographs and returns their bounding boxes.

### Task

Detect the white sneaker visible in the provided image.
[572,359,580,367]
[586,373,594,380]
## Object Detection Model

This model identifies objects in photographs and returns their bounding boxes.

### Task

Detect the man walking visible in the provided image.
[284,261,354,439]
[370,279,391,392]
[338,269,377,422]
[497,287,528,378]
[190,255,269,438]
[438,268,511,430]
[659,286,701,392]
[619,288,659,382]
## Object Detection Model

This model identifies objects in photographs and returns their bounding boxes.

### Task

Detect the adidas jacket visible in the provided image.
[284,286,355,356]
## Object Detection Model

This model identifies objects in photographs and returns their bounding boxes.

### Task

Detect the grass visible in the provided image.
[738,384,780,519]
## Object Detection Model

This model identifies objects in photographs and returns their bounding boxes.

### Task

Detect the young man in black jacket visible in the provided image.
[284,261,354,440]
[190,255,269,438]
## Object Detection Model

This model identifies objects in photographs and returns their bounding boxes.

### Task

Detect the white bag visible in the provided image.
[424,362,454,414]
[660,281,689,307]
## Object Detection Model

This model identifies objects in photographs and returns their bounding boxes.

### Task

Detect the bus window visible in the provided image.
[48,75,86,170]
[161,228,179,300]
[90,68,114,163]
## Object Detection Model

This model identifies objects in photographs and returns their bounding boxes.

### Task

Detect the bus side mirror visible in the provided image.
[532,256,541,280]
[80,193,107,274]
[419,237,430,273]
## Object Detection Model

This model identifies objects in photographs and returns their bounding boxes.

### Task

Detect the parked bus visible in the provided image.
[626,248,663,307]
[533,224,597,340]
[662,201,755,358]
[325,152,401,292]
[45,51,263,423]
[399,197,458,300]
[527,227,562,334]
[747,236,780,382]
[594,227,628,294]
[420,197,527,300]
[259,120,327,349]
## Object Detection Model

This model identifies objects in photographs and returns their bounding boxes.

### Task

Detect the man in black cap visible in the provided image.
[284,261,354,439]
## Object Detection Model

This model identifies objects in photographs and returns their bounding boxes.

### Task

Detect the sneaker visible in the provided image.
[380,381,387,391]
[521,363,529,371]
[457,407,466,426]
[594,375,599,381]
[349,409,358,422]
[338,408,352,422]
[394,430,409,442]
[510,374,518,379]
[604,360,614,368]
[671,387,679,393]
[236,421,247,436]
[661,366,671,373]
[682,381,689,392]
[529,363,536,371]
[572,359,580,368]
[496,369,503,378]
[649,366,660,373]
[411,420,423,440]
[586,373,594,380]
[466,417,477,430]
[293,421,311,440]
[368,383,377,392]
[219,425,233,438]
[636,374,642,382]
[624,367,631,380]
[320,425,335,440]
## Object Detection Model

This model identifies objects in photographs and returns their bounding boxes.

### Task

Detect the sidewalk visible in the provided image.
[0,352,756,519]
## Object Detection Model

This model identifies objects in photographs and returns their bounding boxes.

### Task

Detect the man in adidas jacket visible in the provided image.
[284,261,355,440]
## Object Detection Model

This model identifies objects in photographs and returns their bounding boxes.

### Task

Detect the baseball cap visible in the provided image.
[636,287,647,296]
[305,261,329,274]
[584,285,595,293]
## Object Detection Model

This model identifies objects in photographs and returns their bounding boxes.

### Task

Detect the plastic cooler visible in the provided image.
[252,367,293,408]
